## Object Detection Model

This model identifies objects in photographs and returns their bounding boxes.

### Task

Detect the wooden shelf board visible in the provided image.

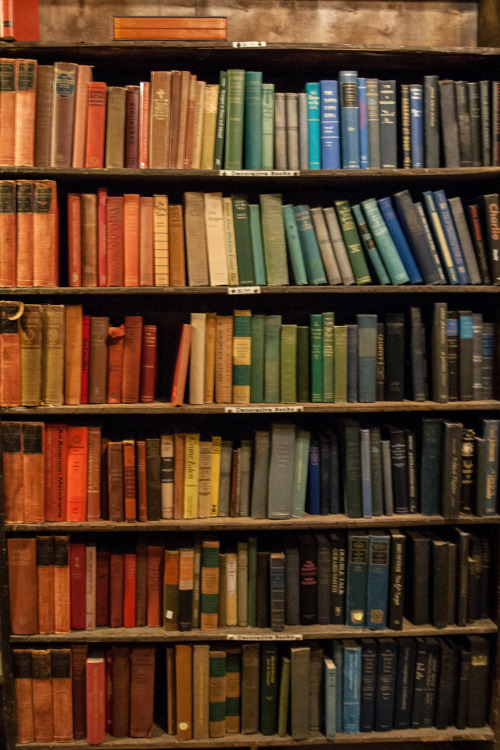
[6,513,500,533]
[10,618,497,643]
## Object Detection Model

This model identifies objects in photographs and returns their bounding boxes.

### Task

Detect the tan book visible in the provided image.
[123,193,140,286]
[189,312,206,405]
[183,433,200,519]
[204,192,229,286]
[33,180,59,287]
[81,193,98,287]
[20,304,42,406]
[41,305,65,406]
[34,65,54,168]
[72,64,93,168]
[204,312,217,403]
[184,74,198,168]
[237,541,248,626]
[210,435,222,516]
[176,70,192,168]
[199,84,219,169]
[215,315,233,403]
[87,425,102,522]
[191,80,206,170]
[88,316,109,404]
[153,194,169,286]
[149,71,171,169]
[50,61,78,167]
[219,552,237,626]
[168,204,186,287]
[192,644,210,740]
[64,305,83,404]
[198,439,212,518]
[168,70,182,168]
[105,86,126,168]
[223,196,239,285]
[184,192,209,286]
[139,196,154,286]
[160,433,174,519]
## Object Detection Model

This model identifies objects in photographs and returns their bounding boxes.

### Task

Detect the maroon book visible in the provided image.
[125,85,140,168]
[96,549,110,627]
[71,644,88,740]
[129,647,156,738]
[109,553,124,628]
[112,646,130,737]
[70,542,86,631]
[139,324,158,403]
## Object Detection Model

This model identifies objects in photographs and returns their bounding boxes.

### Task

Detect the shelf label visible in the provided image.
[227,286,261,295]
[219,170,300,177]
[225,405,304,414]
[226,633,303,641]
[232,41,267,48]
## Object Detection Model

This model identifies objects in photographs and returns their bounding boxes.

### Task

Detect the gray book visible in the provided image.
[347,324,359,403]
[366,78,381,168]
[284,535,300,625]
[323,206,355,285]
[250,430,271,518]
[267,424,296,519]
[439,80,460,167]
[291,646,311,739]
[381,439,394,514]
[448,197,482,284]
[105,86,126,168]
[310,207,342,284]
[309,646,324,731]
[299,91,309,170]
[285,92,299,170]
[291,429,311,516]
[217,440,233,516]
[274,92,287,169]
[238,439,252,517]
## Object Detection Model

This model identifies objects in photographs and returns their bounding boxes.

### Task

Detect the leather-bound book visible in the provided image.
[135,539,148,626]
[184,74,198,168]
[54,536,70,634]
[100,437,109,519]
[97,188,108,286]
[136,440,148,521]
[80,193,98,287]
[122,315,143,402]
[139,81,149,169]
[86,653,105,744]
[176,644,193,739]
[71,64,93,168]
[50,61,78,167]
[34,65,54,168]
[87,425,101,521]
[71,644,88,740]
[124,193,140,285]
[45,424,67,521]
[85,543,97,630]
[163,548,179,630]
[110,552,125,628]
[41,304,64,406]
[36,536,55,634]
[33,180,59,287]
[81,314,90,402]
[0,301,22,406]
[23,422,44,521]
[169,204,187,286]
[8,537,38,634]
[32,650,53,741]
[106,324,125,403]
[64,305,83,404]
[95,548,110,627]
[140,324,157,403]
[107,195,124,286]
[0,59,17,165]
[111,646,130,737]
[125,85,140,168]
[67,426,88,521]
[147,544,164,626]
[171,323,193,406]
[129,647,156,737]
[16,180,35,286]
[123,439,137,521]
[15,60,37,166]
[13,649,35,743]
[51,649,73,741]
[88,316,109,403]
[124,553,137,627]
[67,193,82,286]
[20,303,42,406]
[2,421,24,522]
[107,441,124,521]
[85,83,107,168]
[105,86,126,168]
[139,196,154,285]
[209,649,227,737]
[0,180,16,286]
[149,71,171,169]
[70,542,86,630]
[146,437,161,520]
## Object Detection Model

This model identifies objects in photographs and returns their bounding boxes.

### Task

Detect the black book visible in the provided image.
[404,529,430,625]
[479,193,500,285]
[410,306,427,401]
[260,644,278,735]
[467,534,483,622]
[256,549,270,628]
[460,428,476,514]
[315,533,331,625]
[445,527,470,626]
[330,531,346,625]
[328,430,341,515]
[465,203,492,284]
[393,190,444,285]
[458,310,474,401]
[360,638,378,731]
[298,533,318,625]
[441,421,463,520]
[424,75,440,168]
[379,80,397,168]
[492,81,500,166]
[376,321,385,401]
[342,420,362,518]
[374,638,398,731]
[479,80,491,167]
[420,637,440,728]
[385,313,405,401]
[480,537,491,620]
[446,538,458,626]
[429,533,450,628]
[388,425,409,513]
[439,79,460,167]
[467,81,482,167]
[370,427,384,517]
[405,429,418,513]
[456,641,472,729]
[455,81,473,167]
[393,637,417,729]
[466,635,490,727]
[411,638,428,729]
[388,528,405,630]
[434,638,457,729]
[145,437,161,520]
[446,311,459,402]
[319,432,331,516]
[178,546,193,631]
[283,536,300,626]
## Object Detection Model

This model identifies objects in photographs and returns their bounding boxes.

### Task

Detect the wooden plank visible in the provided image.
[478,0,500,45]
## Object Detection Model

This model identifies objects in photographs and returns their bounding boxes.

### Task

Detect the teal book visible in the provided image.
[334,200,372,284]
[280,324,297,403]
[224,69,245,169]
[293,205,327,285]
[310,313,324,402]
[351,203,390,285]
[264,315,282,402]
[244,71,263,169]
[324,657,337,740]
[213,70,227,169]
[322,311,335,403]
[361,198,410,285]
[231,195,255,284]
[305,82,321,168]
[334,642,343,732]
[346,531,369,628]
[291,429,311,516]
[357,314,377,402]
[249,203,267,285]
[366,530,390,629]
[283,204,308,285]
[262,82,275,169]
[260,194,289,285]
[247,537,258,627]
[250,314,266,402]
[343,641,362,732]
[260,645,278,734]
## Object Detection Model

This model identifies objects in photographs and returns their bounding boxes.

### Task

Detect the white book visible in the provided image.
[203,192,229,285]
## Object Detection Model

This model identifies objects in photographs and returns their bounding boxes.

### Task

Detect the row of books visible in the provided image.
[0,305,157,407]
[7,527,492,636]
[5,416,499,524]
[12,635,491,744]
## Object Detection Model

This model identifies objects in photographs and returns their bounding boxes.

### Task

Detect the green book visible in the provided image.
[213,70,227,169]
[249,204,267,285]
[291,429,311,516]
[291,646,310,739]
[294,204,327,285]
[322,311,335,403]
[264,315,282,402]
[225,648,241,732]
[361,197,410,285]
[283,204,308,285]
[200,541,220,628]
[262,82,275,170]
[280,324,297,403]
[334,199,372,284]
[250,431,271,518]
[247,537,257,627]
[224,69,245,169]
[310,313,324,402]
[277,656,291,737]
[209,650,227,735]
[334,325,348,403]
[232,309,252,404]
[260,194,289,285]
[250,315,266,402]
[351,202,391,285]
[244,71,263,169]
[260,644,278,735]
[296,326,310,402]
[232,195,255,285]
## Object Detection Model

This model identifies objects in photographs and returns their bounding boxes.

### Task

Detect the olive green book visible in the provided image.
[322,311,335,403]
[297,326,310,402]
[334,325,348,403]
[250,315,265,402]
[209,649,227,737]
[231,195,255,285]
[277,655,291,736]
[232,309,252,405]
[334,199,372,285]
[310,313,324,402]
[262,82,275,170]
[260,644,278,735]
[224,69,245,169]
[280,324,297,403]
[264,315,282,402]
[260,194,289,285]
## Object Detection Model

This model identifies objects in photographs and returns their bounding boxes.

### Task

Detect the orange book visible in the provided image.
[171,323,193,406]
[33,179,59,287]
[136,440,148,522]
[87,425,102,521]
[0,180,16,286]
[54,536,71,634]
[51,649,73,742]
[8,537,38,634]
[81,192,97,287]
[0,300,22,407]
[139,196,154,285]
[67,426,88,522]
[168,204,186,286]
[215,315,233,403]
[13,650,35,743]
[106,323,125,403]
[173,433,185,519]
[0,58,17,166]
[44,424,68,522]
[16,180,34,286]
[64,305,83,404]
[204,312,217,403]
[125,85,140,168]
[22,422,45,522]
[139,324,157,404]
[97,187,108,286]
[2,421,24,522]
[175,644,193,740]
[122,315,143,403]
[147,544,164,626]
[107,195,124,286]
[36,536,55,634]
[123,553,137,627]
[67,193,82,286]
[123,438,137,521]
[183,74,198,168]
[15,60,37,166]
[72,64,93,168]
[85,82,107,169]
[31,650,54,741]
[123,193,140,286]
[139,81,150,169]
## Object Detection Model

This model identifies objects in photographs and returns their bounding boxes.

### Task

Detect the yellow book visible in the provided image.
[197,439,213,518]
[153,193,169,286]
[210,436,222,516]
[183,433,200,518]
[200,84,219,169]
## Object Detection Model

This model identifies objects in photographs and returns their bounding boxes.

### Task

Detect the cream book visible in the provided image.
[199,84,219,170]
[204,192,229,285]
[189,312,207,405]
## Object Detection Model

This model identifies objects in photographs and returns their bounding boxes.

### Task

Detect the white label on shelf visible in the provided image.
[227,286,261,295]
[225,405,304,414]
[226,633,303,641]
[232,41,267,48]
[218,170,300,177]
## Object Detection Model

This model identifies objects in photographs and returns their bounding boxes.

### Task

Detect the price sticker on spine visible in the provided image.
[227,286,261,295]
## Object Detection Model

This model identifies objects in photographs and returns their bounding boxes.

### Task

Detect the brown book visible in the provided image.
[191,80,206,169]
[241,643,260,733]
[184,74,198,168]
[204,312,217,403]
[85,542,97,630]
[139,196,154,285]
[41,304,64,406]
[124,193,140,285]
[51,649,73,742]
[0,300,22,406]
[2,421,24,522]
[34,65,54,168]
[136,440,148,522]
[110,552,124,628]
[129,647,156,738]
[100,437,109,519]
[135,539,148,626]
[122,315,143,402]
[140,324,157,403]
[16,180,35,286]
[215,314,233,403]
[72,64,93,168]
[111,646,130,737]
[64,305,83,404]
[36,536,55,634]
[175,644,193,739]
[107,195,124,286]
[139,81,150,169]
[15,60,37,167]
[112,16,228,39]
[146,438,161,520]
[168,203,186,286]
[13,649,35,743]
[87,425,101,521]
[168,70,183,168]
[95,548,110,626]
[123,439,137,521]
[193,644,210,739]
[173,432,185,519]
[108,441,124,521]
[8,537,38,634]
[33,179,59,287]
[170,323,193,406]
[85,82,107,168]
[147,544,164,626]
[106,324,125,403]
[105,86,126,168]
[50,61,78,167]
[81,193,98,286]
[71,644,88,740]
[105,651,112,735]
[0,179,16,286]
[67,193,81,286]
[20,303,42,406]
[22,422,45,522]
[184,191,210,285]
[125,85,140,168]
[54,536,70,634]
[32,650,53,741]
[149,70,172,169]
[163,548,179,630]
[166,645,176,734]
[88,316,109,404]
[176,70,192,168]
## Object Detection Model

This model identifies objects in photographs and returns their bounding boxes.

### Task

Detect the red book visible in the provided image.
[136,440,148,522]
[147,545,164,626]
[67,193,82,286]
[84,82,107,168]
[54,536,71,634]
[124,553,137,627]
[140,324,157,403]
[107,195,124,286]
[123,193,140,285]
[135,540,148,627]
[85,543,97,630]
[111,646,130,737]
[106,324,125,403]
[36,536,54,634]
[23,422,45,522]
[139,81,150,169]
[86,654,106,745]
[2,421,24,522]
[110,553,124,628]
[105,650,113,735]
[123,439,137,521]
[97,187,108,286]
[16,179,34,286]
[8,538,37,634]
[129,647,156,738]
[171,323,193,406]
[122,315,143,403]
[13,0,39,41]
[45,424,68,521]
[96,549,110,627]
[67,426,88,521]
[139,195,154,285]
[125,85,140,168]
[87,425,102,522]
[71,644,88,740]
[51,649,73,742]
[70,542,86,630]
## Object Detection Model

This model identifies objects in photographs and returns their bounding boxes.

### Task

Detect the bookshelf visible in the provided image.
[1,38,500,750]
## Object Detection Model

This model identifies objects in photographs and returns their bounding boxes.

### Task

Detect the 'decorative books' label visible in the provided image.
[219,170,300,177]
[225,405,304,414]
[226,633,303,641]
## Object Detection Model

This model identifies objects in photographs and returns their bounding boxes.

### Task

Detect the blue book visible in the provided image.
[432,190,471,284]
[422,191,458,284]
[347,324,358,403]
[358,77,369,169]
[357,314,377,403]
[377,197,422,283]
[375,639,398,731]
[334,641,343,732]
[305,82,321,169]
[419,419,443,515]
[409,84,424,168]
[320,80,341,169]
[293,205,327,285]
[360,639,378,731]
[244,71,263,169]
[291,429,311,517]
[339,70,360,169]
[343,641,362,732]
[366,531,390,629]
[346,531,369,628]
[393,639,417,729]
[360,428,372,518]
[248,204,267,285]
[307,438,321,515]
[477,419,500,515]
[282,204,308,285]
[324,657,337,740]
